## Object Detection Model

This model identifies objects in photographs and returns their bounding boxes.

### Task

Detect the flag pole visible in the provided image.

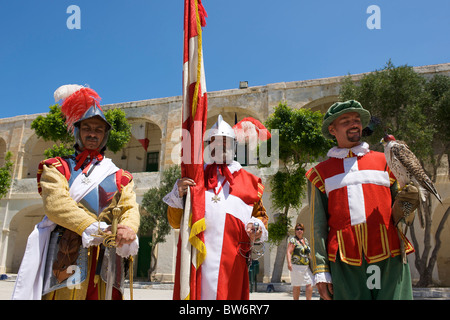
[179,188,192,300]
[178,0,208,300]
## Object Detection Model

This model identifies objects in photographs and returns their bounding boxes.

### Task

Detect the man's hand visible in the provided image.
[105,224,136,248]
[316,282,334,300]
[177,177,196,197]
[246,222,262,242]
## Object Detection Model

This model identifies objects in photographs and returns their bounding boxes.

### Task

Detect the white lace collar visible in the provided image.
[327,142,370,159]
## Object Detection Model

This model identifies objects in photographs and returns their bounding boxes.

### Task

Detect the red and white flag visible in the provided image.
[131,122,149,151]
[175,0,208,300]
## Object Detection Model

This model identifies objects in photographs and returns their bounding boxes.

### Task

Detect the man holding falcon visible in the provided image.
[306,100,419,300]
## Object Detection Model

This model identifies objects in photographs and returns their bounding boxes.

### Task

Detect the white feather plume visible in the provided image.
[53,84,84,103]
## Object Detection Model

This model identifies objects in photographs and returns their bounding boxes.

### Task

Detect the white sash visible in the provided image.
[11,216,56,300]
[69,158,119,203]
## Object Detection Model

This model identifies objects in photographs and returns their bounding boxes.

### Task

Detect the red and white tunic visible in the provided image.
[165,161,267,300]
[306,143,413,266]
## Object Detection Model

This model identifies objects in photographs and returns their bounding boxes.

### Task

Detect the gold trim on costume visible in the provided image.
[329,223,414,266]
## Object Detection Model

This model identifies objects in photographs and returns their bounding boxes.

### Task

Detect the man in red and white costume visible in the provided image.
[306,100,416,300]
[164,115,268,300]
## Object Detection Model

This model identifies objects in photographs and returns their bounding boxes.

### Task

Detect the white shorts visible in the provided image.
[290,264,314,287]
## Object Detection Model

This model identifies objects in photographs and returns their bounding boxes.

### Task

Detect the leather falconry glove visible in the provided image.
[392,183,420,226]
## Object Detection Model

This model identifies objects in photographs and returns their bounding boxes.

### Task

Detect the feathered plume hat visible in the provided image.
[54,84,111,151]
[232,117,271,144]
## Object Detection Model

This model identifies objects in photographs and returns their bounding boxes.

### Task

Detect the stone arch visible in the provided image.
[205,108,266,167]
[7,204,45,272]
[22,134,55,179]
[302,95,339,114]
[105,119,163,173]
[206,107,264,130]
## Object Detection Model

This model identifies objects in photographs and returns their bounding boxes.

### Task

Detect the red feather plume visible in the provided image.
[60,88,102,132]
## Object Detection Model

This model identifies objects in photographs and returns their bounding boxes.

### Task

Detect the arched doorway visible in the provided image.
[22,135,55,179]
[7,204,45,273]
[106,121,162,173]
[206,108,265,167]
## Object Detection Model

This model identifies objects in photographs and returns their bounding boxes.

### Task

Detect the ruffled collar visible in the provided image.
[327,142,370,159]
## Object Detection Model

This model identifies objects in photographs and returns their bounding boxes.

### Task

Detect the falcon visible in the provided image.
[381,134,442,205]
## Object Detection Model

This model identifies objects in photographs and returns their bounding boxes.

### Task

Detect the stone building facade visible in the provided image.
[1,63,449,285]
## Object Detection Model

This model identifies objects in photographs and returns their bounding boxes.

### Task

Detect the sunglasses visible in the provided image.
[295,228,304,231]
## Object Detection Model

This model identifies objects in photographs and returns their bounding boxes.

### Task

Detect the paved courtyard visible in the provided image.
[1,274,449,300]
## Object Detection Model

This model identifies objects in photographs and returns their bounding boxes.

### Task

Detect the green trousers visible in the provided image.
[329,254,413,300]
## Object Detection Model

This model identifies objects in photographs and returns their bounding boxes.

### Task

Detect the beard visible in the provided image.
[346,127,361,142]
[83,137,100,150]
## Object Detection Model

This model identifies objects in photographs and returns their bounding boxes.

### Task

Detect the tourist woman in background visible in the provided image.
[287,223,314,300]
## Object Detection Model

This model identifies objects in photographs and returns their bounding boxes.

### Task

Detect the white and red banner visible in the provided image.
[175,0,208,300]
[131,122,149,151]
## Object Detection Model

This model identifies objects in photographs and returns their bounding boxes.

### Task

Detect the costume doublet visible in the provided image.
[12,84,140,300]
[306,143,414,283]
[164,161,268,300]
[13,154,139,300]
[37,155,137,234]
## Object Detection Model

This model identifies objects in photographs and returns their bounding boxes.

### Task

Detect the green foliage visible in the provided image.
[105,108,131,153]
[340,60,449,163]
[31,105,73,144]
[264,102,333,165]
[268,214,291,246]
[44,143,75,159]
[421,74,450,148]
[0,151,14,199]
[140,165,181,246]
[269,167,306,212]
[31,105,132,157]
[264,102,331,245]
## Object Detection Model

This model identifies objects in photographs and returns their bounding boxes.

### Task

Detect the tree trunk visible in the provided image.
[270,235,288,283]
[147,241,158,281]
[270,206,290,283]
[410,196,450,287]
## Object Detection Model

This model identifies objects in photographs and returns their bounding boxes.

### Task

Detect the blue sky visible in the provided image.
[0,0,448,119]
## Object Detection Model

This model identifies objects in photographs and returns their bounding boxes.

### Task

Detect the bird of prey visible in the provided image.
[381,134,443,205]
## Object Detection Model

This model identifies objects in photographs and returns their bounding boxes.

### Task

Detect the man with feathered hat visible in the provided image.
[163,115,269,300]
[305,100,417,300]
[12,85,140,300]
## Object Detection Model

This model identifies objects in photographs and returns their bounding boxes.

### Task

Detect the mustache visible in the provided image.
[85,137,99,142]
[346,127,361,134]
